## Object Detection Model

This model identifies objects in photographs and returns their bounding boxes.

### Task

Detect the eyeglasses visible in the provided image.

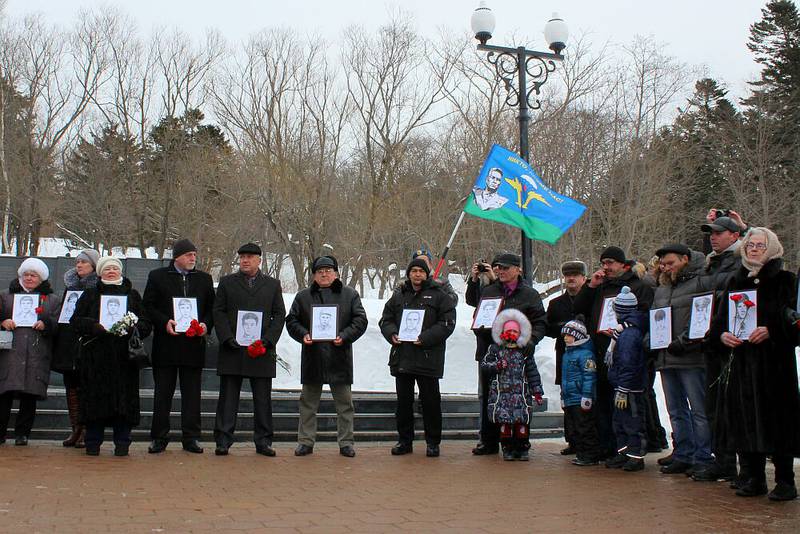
[316,268,335,273]
[745,243,767,251]
[495,265,514,271]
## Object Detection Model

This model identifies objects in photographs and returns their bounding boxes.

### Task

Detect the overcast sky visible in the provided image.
[7,0,767,101]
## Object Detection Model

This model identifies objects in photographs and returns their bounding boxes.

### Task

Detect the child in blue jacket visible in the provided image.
[560,315,602,466]
[605,286,648,472]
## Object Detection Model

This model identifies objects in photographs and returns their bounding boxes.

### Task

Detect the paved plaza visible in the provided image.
[0,440,797,533]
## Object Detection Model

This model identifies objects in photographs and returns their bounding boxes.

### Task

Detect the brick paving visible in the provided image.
[0,440,797,533]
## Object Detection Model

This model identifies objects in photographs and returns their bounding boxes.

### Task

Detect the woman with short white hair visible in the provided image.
[0,258,61,445]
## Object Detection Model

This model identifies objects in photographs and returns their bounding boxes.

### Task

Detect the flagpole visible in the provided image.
[432,211,466,280]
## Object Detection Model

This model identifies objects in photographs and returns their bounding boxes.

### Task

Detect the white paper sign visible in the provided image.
[398,309,425,342]
[12,294,39,327]
[688,294,713,340]
[649,306,672,350]
[58,291,83,324]
[597,296,619,332]
[99,295,128,330]
[172,297,199,333]
[472,297,502,330]
[728,290,757,340]
[236,310,263,346]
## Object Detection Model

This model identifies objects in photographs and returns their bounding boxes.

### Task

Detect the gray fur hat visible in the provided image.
[491,308,532,346]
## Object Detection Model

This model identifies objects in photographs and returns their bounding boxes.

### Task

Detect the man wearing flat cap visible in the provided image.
[143,238,215,454]
[466,252,547,456]
[285,256,368,458]
[545,260,587,455]
[213,243,285,457]
[649,243,715,477]
[573,245,654,459]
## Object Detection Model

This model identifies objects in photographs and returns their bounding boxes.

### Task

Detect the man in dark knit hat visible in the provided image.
[143,238,215,454]
[465,252,547,456]
[545,260,588,455]
[573,246,654,459]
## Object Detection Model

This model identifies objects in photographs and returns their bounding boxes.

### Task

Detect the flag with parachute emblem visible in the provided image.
[464,144,586,244]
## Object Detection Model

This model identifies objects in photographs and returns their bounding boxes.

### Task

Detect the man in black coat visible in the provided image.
[212,243,285,457]
[285,256,368,458]
[465,252,547,455]
[379,258,456,458]
[143,239,215,454]
[573,246,655,458]
[545,260,587,455]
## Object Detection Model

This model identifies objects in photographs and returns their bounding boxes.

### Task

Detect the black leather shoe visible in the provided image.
[768,482,798,501]
[295,444,314,456]
[560,445,576,455]
[0,438,5,445]
[182,440,203,454]
[340,446,356,458]
[660,460,692,474]
[657,453,674,466]
[256,444,276,457]
[14,436,28,446]
[735,479,768,497]
[85,447,100,456]
[214,445,229,456]
[426,445,440,457]
[114,444,130,457]
[471,442,498,455]
[605,453,628,469]
[391,442,412,455]
[148,439,168,454]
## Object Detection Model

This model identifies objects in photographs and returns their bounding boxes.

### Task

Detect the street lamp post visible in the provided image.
[471,2,568,283]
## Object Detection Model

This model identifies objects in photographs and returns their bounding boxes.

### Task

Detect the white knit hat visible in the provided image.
[17,257,49,281]
[96,256,123,276]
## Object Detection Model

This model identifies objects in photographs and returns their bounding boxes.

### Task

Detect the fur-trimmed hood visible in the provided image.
[491,308,532,346]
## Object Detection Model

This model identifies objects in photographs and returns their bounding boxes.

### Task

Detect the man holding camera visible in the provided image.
[466,253,547,455]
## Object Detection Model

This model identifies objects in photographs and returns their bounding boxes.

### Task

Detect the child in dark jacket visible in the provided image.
[481,309,544,461]
[560,315,603,466]
[605,286,648,472]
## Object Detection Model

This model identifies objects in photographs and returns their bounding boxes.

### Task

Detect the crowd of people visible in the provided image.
[0,210,797,502]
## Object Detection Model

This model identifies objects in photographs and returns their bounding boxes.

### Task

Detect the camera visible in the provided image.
[714,209,730,219]
[477,259,489,273]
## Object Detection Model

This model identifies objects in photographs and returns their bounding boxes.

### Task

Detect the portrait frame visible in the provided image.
[398,309,425,342]
[471,297,503,330]
[597,296,619,333]
[172,297,199,333]
[649,306,673,350]
[311,304,339,341]
[728,290,757,341]
[12,293,39,328]
[236,310,263,346]
[99,295,128,330]
[58,290,84,324]
[688,293,714,340]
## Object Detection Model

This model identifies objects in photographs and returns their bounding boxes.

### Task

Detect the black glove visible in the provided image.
[666,338,684,355]
[225,338,240,349]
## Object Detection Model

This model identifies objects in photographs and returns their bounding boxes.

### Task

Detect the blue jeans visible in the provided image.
[660,368,713,466]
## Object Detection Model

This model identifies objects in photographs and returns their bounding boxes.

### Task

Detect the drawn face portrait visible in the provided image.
[65,294,78,313]
[404,311,421,331]
[319,312,332,330]
[177,299,192,318]
[486,169,502,191]
[20,296,34,313]
[735,300,748,320]
[107,298,121,316]
[242,315,258,337]
[694,297,710,313]
[480,301,497,320]
[654,309,666,323]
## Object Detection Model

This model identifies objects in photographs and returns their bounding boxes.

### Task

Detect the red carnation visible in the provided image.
[185,319,203,337]
[35,306,44,314]
[247,340,266,358]
[730,293,743,303]
[744,300,755,308]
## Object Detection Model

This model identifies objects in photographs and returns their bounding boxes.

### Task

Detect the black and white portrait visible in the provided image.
[728,290,757,340]
[649,307,672,350]
[472,297,503,329]
[236,310,263,346]
[58,290,83,324]
[99,295,128,330]
[688,294,713,340]
[311,304,339,341]
[398,309,425,342]
[12,294,38,327]
[597,296,619,332]
[473,167,509,211]
[172,297,199,333]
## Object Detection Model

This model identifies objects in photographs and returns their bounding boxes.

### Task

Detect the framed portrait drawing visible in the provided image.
[728,290,757,340]
[688,293,714,340]
[398,309,425,342]
[172,297,199,333]
[12,293,39,327]
[99,295,128,330]
[236,310,263,346]
[471,297,503,330]
[311,304,339,341]
[58,290,84,324]
[649,306,672,350]
[597,296,619,333]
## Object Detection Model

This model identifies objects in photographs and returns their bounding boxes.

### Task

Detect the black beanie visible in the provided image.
[172,238,197,259]
[600,246,627,264]
[406,258,430,278]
